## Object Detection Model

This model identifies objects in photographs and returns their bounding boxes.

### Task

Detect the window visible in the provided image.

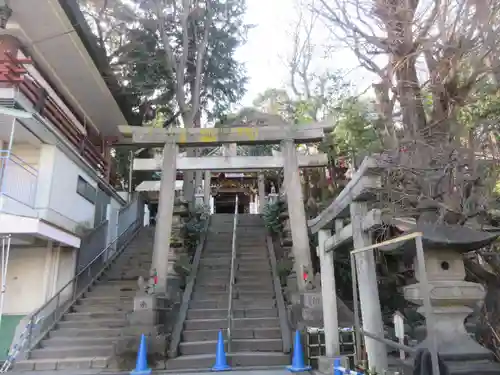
[76,176,96,204]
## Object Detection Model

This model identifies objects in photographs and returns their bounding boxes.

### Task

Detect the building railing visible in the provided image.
[0,152,37,209]
[227,195,239,353]
[76,196,145,272]
[17,74,111,181]
[22,216,142,357]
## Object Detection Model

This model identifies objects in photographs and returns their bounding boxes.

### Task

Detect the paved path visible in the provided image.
[10,368,297,375]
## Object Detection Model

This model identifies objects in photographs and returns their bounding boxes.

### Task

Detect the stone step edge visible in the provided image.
[14,356,111,371]
[167,352,288,360]
[180,338,282,346]
[185,317,278,323]
[31,344,112,353]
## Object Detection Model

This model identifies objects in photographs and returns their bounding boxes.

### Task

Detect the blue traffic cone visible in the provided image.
[333,358,342,375]
[286,330,311,372]
[131,334,151,375]
[212,330,231,371]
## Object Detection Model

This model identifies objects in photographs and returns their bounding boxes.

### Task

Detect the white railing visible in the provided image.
[227,195,239,353]
[0,153,38,209]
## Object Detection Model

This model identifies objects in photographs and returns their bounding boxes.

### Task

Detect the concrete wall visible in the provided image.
[2,243,77,315]
[3,245,52,315]
[35,145,96,233]
[0,144,41,217]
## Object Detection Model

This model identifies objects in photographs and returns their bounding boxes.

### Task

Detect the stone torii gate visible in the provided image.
[120,124,332,293]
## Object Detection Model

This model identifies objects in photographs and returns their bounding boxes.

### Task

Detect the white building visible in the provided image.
[0,0,142,360]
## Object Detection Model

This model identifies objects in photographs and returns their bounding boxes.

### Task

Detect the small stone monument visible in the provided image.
[194,184,204,207]
[301,272,323,326]
[268,184,279,204]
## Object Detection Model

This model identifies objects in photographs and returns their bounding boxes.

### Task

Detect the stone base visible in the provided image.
[317,356,349,374]
[111,333,166,371]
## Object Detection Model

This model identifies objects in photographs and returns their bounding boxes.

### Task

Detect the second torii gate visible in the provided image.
[119,124,332,294]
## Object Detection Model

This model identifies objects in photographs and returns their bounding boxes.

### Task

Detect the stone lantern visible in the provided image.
[386,220,500,373]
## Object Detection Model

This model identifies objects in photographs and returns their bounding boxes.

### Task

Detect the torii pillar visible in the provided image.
[282,139,312,289]
[151,140,178,294]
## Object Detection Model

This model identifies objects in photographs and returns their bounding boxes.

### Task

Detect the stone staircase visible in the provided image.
[14,227,154,372]
[167,214,290,370]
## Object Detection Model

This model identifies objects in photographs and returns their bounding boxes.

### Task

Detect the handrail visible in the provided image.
[22,217,142,355]
[265,235,292,353]
[227,194,239,353]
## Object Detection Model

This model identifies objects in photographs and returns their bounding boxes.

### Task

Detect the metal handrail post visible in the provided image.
[227,194,239,353]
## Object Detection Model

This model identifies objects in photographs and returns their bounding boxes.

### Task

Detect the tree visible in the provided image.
[78,0,249,195]
[312,0,500,225]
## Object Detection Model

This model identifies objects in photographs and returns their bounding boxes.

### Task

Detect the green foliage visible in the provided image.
[181,204,210,258]
[321,97,382,161]
[262,201,285,234]
[276,258,294,286]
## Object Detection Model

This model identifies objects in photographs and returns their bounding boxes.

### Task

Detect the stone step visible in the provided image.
[79,295,133,305]
[166,352,289,370]
[189,298,276,309]
[179,338,282,355]
[63,311,128,321]
[105,272,150,279]
[194,283,274,292]
[238,264,271,271]
[237,270,273,277]
[96,279,139,286]
[29,345,113,360]
[236,280,274,288]
[187,308,278,320]
[90,283,139,292]
[57,318,128,330]
[184,317,279,331]
[14,356,110,372]
[191,290,235,300]
[41,335,129,348]
[72,303,132,313]
[86,288,137,297]
[49,327,124,338]
[191,290,274,300]
[236,275,273,283]
[182,327,282,342]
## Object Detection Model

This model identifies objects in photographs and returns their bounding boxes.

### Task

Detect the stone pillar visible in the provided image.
[350,202,387,372]
[317,229,339,357]
[183,148,195,207]
[152,140,178,294]
[258,173,265,214]
[195,185,204,207]
[204,171,211,206]
[281,139,312,290]
[194,150,203,200]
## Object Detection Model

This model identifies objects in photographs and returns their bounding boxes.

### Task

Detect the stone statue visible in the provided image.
[137,269,157,295]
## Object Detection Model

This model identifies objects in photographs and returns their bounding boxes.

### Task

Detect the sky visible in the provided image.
[235,0,375,108]
[235,0,297,107]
